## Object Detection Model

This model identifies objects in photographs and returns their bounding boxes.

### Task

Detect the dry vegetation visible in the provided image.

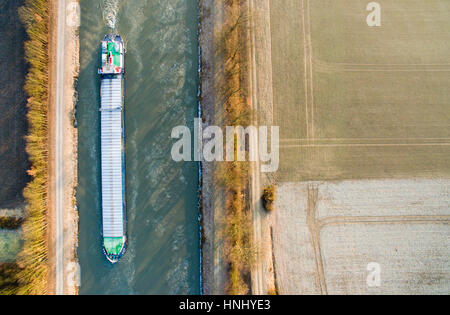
[262,185,276,212]
[0,263,22,295]
[267,286,278,295]
[0,217,24,230]
[215,0,254,295]
[12,0,50,295]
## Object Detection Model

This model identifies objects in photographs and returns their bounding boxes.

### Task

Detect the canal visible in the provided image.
[77,0,200,294]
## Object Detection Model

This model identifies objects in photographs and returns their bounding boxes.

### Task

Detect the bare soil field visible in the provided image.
[0,0,29,210]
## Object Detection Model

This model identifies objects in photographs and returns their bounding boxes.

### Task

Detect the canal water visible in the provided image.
[77,0,200,294]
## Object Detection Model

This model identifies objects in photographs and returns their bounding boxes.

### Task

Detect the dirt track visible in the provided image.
[247,0,275,295]
[48,0,79,295]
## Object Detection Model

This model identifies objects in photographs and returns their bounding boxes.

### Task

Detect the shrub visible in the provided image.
[0,216,24,230]
[267,286,278,295]
[262,185,276,212]
[0,263,22,295]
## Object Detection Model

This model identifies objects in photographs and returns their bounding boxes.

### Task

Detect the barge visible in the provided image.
[98,34,126,263]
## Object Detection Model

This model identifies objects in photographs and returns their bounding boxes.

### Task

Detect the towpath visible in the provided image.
[54,0,67,295]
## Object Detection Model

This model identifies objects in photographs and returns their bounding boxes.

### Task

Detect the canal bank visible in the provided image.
[198,0,227,295]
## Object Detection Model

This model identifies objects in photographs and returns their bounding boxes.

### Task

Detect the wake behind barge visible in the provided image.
[98,34,126,263]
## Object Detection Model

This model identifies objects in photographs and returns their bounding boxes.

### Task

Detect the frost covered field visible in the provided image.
[272,181,449,295]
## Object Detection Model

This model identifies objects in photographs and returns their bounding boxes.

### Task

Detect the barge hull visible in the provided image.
[99,34,126,263]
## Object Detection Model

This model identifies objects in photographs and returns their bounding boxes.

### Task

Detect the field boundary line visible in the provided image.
[306,184,328,295]
[319,62,450,66]
[306,0,315,140]
[301,0,310,140]
[281,143,450,148]
[314,59,450,73]
[318,69,450,73]
[282,138,450,142]
[318,215,450,230]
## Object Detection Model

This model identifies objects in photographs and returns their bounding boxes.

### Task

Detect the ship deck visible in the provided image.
[100,75,125,242]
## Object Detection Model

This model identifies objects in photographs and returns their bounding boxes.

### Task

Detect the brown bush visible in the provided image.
[0,263,22,295]
[267,286,278,295]
[262,185,276,212]
[0,216,24,230]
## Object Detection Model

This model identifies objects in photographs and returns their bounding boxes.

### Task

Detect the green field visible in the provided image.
[0,231,22,263]
[310,0,450,65]
[269,0,450,181]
